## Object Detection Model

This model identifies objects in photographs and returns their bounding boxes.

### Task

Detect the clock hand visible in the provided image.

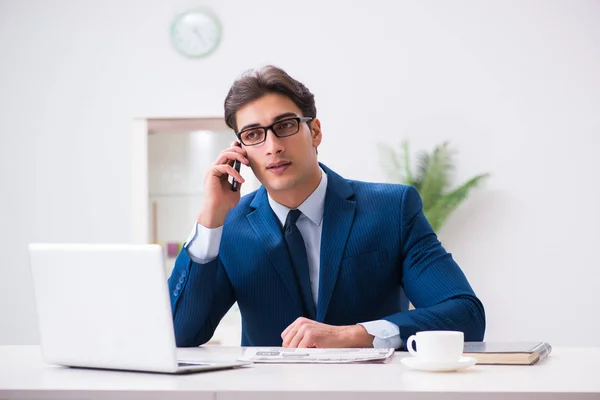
[193,27,208,46]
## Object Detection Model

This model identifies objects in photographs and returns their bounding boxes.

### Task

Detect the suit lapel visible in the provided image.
[317,165,356,322]
[247,187,304,312]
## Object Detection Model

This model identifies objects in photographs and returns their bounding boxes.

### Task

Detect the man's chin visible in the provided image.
[265,182,294,192]
[263,176,296,193]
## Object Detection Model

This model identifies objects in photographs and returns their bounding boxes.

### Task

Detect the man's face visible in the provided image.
[236,93,322,194]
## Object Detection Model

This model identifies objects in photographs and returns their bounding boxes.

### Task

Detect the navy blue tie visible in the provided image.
[283,209,316,319]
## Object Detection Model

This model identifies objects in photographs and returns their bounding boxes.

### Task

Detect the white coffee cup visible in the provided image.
[406,331,464,363]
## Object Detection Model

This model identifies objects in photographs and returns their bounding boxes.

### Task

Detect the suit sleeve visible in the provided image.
[168,246,235,347]
[382,186,486,343]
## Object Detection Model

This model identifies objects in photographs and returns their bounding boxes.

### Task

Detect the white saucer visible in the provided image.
[401,356,477,372]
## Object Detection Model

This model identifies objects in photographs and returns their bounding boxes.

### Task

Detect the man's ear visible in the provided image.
[310,118,322,148]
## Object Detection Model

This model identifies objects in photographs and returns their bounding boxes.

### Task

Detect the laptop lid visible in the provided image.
[28,243,182,373]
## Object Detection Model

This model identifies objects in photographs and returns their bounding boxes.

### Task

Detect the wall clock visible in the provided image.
[170,9,222,59]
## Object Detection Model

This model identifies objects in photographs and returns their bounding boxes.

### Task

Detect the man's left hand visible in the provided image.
[281,317,374,348]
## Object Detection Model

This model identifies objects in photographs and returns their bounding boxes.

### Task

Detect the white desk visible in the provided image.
[1,346,599,400]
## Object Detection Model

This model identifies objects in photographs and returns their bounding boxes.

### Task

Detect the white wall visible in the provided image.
[1,0,599,345]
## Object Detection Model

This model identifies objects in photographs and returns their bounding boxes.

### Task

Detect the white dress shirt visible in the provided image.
[185,169,402,349]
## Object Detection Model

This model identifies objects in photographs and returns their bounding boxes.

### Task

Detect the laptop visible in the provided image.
[28,243,251,374]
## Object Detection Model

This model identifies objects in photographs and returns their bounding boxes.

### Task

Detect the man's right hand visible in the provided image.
[197,141,250,228]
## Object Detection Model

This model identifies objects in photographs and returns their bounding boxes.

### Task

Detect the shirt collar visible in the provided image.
[268,168,328,227]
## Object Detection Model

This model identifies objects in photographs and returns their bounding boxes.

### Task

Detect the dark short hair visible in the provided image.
[224,65,316,132]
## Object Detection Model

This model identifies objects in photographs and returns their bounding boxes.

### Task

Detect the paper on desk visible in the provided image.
[238,347,395,364]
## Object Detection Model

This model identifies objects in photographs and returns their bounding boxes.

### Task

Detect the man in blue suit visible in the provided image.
[169,65,485,349]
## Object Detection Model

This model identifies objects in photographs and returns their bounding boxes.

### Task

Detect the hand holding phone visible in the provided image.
[197,141,247,229]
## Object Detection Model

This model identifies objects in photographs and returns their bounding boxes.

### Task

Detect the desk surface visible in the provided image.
[1,345,599,400]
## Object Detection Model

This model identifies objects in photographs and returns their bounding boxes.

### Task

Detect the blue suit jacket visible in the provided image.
[169,163,485,347]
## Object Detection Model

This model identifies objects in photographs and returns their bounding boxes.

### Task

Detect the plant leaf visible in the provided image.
[425,173,490,231]
[378,140,491,233]
[401,140,414,186]
[412,150,429,193]
[418,142,455,213]
[377,142,404,183]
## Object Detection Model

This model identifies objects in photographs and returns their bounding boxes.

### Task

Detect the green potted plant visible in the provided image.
[378,140,490,232]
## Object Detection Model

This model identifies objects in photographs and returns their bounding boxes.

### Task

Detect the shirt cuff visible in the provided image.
[184,222,223,264]
[358,320,402,349]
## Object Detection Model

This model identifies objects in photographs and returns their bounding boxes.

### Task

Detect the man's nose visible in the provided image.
[264,128,284,155]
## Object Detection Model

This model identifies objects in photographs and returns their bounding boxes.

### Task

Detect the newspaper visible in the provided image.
[238,347,395,364]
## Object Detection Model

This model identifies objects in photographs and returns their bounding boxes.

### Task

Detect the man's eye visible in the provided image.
[244,130,261,140]
[278,122,294,129]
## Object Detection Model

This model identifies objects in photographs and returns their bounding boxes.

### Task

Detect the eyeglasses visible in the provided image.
[236,117,313,146]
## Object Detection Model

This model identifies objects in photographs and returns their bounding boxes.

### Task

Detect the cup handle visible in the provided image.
[406,335,417,356]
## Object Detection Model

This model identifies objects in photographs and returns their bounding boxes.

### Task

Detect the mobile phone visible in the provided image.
[231,142,242,192]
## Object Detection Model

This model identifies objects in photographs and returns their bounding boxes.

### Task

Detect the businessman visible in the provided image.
[168,65,486,349]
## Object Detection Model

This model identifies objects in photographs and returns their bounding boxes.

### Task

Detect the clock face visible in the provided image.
[170,10,222,58]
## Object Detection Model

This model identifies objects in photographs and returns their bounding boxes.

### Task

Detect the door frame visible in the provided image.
[131,117,252,244]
